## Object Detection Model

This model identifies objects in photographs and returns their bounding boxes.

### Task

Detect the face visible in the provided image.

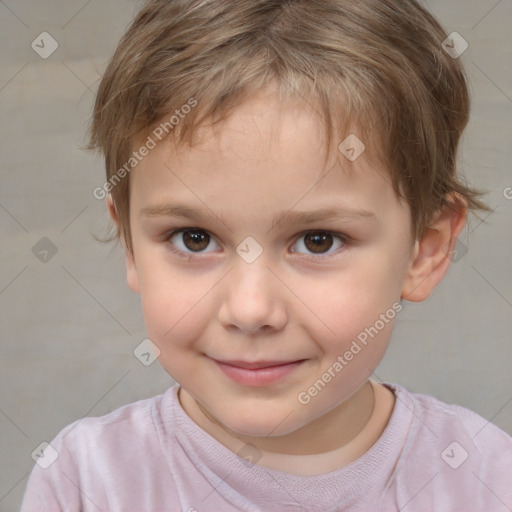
[124,89,416,441]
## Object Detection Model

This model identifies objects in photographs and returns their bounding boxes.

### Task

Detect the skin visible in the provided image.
[107,88,467,470]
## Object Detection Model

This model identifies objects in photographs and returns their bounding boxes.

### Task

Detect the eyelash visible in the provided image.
[160,227,351,261]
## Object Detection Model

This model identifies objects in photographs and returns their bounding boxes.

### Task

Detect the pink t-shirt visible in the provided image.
[20,382,512,511]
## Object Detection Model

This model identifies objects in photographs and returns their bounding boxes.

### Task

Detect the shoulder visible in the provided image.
[396,384,512,448]
[40,384,180,474]
[59,387,168,445]
[20,386,180,511]
[384,383,512,510]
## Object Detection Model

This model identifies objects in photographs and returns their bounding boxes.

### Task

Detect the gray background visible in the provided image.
[0,0,511,510]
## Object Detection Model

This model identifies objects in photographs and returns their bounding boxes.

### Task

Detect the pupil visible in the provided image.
[305,233,333,254]
[184,231,209,251]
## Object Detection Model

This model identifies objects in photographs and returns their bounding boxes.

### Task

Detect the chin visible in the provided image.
[218,407,308,438]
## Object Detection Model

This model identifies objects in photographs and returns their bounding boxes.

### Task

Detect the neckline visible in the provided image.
[154,382,415,510]
[243,380,395,476]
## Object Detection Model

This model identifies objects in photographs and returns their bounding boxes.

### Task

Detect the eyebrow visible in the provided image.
[140,203,376,227]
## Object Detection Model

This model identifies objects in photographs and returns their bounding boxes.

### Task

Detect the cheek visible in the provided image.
[140,282,214,381]
[137,261,211,348]
[304,293,396,369]
[291,262,400,342]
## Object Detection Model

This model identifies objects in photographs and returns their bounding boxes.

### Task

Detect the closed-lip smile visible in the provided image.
[214,359,305,370]
[211,358,307,386]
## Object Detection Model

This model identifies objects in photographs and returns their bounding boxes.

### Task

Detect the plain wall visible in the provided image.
[0,0,511,510]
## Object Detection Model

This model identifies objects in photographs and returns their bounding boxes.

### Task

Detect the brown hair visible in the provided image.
[88,0,491,254]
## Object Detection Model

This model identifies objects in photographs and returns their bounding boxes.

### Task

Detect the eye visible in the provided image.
[165,228,220,256]
[162,228,349,260]
[291,231,346,258]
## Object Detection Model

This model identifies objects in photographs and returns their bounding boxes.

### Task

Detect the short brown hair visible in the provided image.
[88,0,491,254]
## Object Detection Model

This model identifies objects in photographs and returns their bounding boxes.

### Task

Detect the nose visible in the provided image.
[218,256,288,335]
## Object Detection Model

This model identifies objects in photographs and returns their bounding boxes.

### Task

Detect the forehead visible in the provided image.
[130,91,407,227]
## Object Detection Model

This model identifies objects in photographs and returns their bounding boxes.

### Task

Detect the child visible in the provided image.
[21,0,512,510]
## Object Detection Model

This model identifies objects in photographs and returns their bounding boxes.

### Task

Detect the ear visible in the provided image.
[401,194,468,302]
[106,194,140,295]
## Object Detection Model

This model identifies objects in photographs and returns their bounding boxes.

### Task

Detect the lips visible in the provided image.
[212,358,307,386]
[215,359,305,370]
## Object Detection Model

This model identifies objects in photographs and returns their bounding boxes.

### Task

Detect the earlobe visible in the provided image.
[106,194,140,295]
[401,194,468,302]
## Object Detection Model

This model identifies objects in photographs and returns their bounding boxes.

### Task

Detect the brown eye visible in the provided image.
[291,231,346,258]
[303,232,334,254]
[182,230,210,251]
[167,229,218,255]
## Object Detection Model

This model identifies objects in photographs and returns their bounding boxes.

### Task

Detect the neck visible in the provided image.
[179,379,395,459]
